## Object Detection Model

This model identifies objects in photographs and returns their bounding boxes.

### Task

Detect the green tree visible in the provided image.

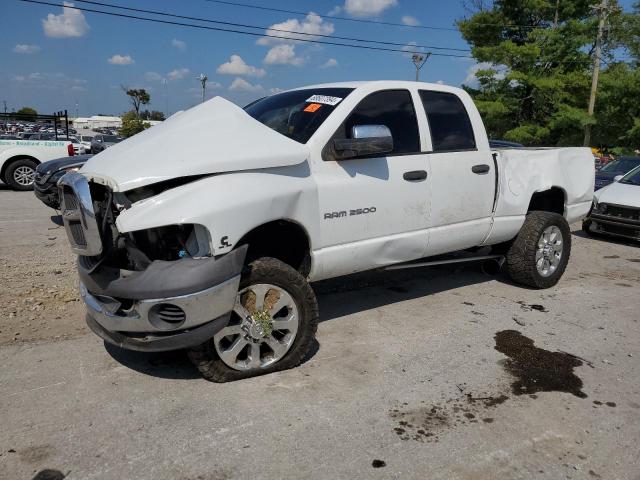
[458,0,637,148]
[122,87,150,118]
[119,110,150,138]
[140,110,165,121]
[16,107,38,121]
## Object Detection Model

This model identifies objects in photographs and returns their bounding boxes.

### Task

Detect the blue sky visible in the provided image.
[0,0,635,116]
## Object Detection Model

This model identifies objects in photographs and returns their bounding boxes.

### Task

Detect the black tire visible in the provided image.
[582,219,594,236]
[5,158,38,191]
[188,257,319,382]
[505,211,571,289]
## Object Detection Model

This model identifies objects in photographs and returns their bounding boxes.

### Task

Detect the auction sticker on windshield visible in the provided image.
[306,95,343,106]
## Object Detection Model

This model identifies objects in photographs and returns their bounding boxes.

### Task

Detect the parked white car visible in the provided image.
[59,81,594,381]
[583,165,640,241]
[0,138,74,190]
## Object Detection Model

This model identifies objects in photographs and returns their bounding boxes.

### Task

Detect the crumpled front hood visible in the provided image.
[80,97,310,192]
[594,181,640,208]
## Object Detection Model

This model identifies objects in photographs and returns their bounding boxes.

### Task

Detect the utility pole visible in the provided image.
[198,73,208,103]
[583,0,617,147]
[411,53,431,81]
[2,101,6,132]
[162,78,169,118]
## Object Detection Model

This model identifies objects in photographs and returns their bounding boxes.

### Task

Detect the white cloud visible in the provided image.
[401,41,426,58]
[108,54,134,65]
[263,44,304,66]
[328,6,342,16]
[216,55,266,77]
[401,15,420,26]
[463,62,507,87]
[42,2,89,38]
[320,58,338,68]
[167,68,190,80]
[171,38,186,51]
[269,87,285,94]
[257,12,334,45]
[229,78,264,93]
[144,71,163,82]
[11,72,86,90]
[436,80,444,84]
[13,44,41,54]
[344,0,397,18]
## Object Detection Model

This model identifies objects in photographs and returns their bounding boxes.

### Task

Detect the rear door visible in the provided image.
[418,90,495,255]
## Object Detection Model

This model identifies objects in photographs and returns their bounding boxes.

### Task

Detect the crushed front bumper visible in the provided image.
[80,245,247,352]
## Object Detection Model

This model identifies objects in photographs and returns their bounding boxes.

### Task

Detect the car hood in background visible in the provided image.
[81,97,310,192]
[594,181,640,208]
[36,154,93,176]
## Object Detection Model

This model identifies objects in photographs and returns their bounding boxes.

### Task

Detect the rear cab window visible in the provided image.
[419,90,476,152]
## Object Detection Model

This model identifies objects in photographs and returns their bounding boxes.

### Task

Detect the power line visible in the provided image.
[200,0,547,31]
[17,0,633,65]
[17,0,473,58]
[72,0,471,52]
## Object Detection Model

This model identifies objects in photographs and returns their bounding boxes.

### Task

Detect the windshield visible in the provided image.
[244,88,353,143]
[600,157,640,173]
[619,165,640,186]
[103,135,121,142]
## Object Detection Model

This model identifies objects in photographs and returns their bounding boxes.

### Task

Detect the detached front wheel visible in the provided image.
[188,257,319,382]
[505,211,571,289]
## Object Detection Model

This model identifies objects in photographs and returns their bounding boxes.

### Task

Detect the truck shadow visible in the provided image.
[314,263,498,323]
[105,263,500,380]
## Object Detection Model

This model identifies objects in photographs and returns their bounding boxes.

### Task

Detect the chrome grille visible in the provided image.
[69,221,87,247]
[62,188,78,210]
[58,172,103,256]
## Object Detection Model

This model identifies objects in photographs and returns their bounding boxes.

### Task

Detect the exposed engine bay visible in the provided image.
[82,182,211,273]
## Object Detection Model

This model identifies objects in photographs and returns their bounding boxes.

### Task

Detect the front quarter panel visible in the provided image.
[115,163,319,256]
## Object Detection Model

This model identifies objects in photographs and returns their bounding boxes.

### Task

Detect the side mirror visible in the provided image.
[333,125,393,160]
[613,175,624,182]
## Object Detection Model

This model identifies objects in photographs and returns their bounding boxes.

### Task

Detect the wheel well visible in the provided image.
[1,155,39,182]
[527,187,565,216]
[236,220,311,276]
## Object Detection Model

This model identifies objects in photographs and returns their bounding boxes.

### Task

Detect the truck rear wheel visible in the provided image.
[505,211,571,289]
[188,257,319,382]
[5,158,38,191]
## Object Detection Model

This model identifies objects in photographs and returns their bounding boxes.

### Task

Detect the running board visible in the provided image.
[384,254,505,271]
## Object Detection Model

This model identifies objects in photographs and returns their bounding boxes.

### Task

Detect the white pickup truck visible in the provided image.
[0,138,74,190]
[58,81,594,382]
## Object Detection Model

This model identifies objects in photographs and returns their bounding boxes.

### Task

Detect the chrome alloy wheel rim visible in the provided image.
[214,283,299,371]
[536,226,563,277]
[14,165,35,186]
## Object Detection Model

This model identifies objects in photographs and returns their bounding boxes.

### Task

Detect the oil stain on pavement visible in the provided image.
[494,330,587,398]
[390,330,589,442]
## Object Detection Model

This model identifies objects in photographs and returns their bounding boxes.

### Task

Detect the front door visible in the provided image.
[312,89,431,279]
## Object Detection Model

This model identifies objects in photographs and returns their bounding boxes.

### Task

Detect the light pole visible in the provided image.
[198,73,208,103]
[411,53,430,81]
[162,78,169,118]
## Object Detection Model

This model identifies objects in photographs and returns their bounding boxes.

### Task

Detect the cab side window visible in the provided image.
[337,89,420,156]
[419,90,476,152]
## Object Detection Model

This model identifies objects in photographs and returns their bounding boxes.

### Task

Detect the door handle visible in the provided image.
[472,164,490,174]
[403,170,428,181]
